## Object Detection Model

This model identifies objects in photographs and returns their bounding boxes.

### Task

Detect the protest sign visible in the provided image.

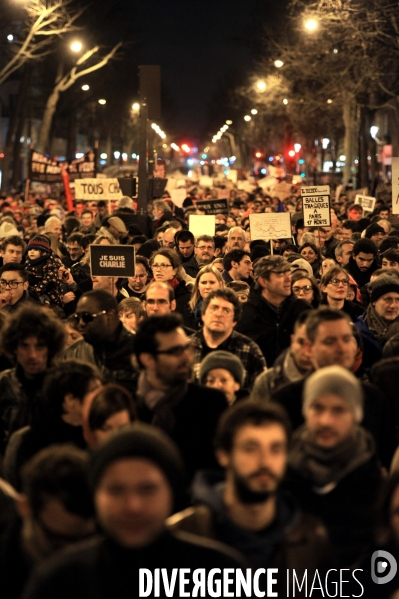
[90,245,135,277]
[199,175,213,188]
[29,150,96,183]
[249,212,291,240]
[301,185,331,226]
[75,179,123,201]
[196,198,229,215]
[170,188,187,208]
[189,215,215,237]
[354,194,376,213]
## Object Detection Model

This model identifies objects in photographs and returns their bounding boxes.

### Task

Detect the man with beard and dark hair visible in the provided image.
[168,401,331,594]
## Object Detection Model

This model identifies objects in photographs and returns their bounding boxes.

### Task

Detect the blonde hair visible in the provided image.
[189,265,225,312]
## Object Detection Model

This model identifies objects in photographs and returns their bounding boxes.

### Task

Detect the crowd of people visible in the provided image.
[0,184,398,597]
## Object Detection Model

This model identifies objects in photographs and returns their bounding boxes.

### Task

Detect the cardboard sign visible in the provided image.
[199,175,213,188]
[29,150,96,183]
[301,185,331,226]
[90,245,135,277]
[196,198,229,215]
[170,188,187,208]
[189,215,215,237]
[355,194,376,213]
[249,212,291,240]
[273,181,292,202]
[392,158,399,215]
[75,178,123,201]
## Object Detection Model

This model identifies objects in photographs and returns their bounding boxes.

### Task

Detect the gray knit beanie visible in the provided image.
[370,274,399,304]
[199,350,245,387]
[302,365,363,423]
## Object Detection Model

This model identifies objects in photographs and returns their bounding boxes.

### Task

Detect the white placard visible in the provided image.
[355,194,376,213]
[226,169,237,183]
[392,158,399,215]
[170,188,187,208]
[249,212,291,240]
[75,178,122,200]
[199,176,213,188]
[301,185,331,227]
[189,215,215,237]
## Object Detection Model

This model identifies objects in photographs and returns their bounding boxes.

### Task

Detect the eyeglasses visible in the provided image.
[72,310,107,324]
[145,299,169,306]
[152,263,172,270]
[155,342,192,357]
[207,304,234,315]
[0,280,25,289]
[197,245,214,251]
[329,278,349,286]
[292,285,313,294]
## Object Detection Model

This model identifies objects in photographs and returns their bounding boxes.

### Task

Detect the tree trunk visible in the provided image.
[37,87,61,154]
[342,92,358,186]
[1,67,30,192]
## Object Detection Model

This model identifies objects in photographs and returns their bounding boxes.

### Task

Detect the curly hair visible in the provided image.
[0,304,65,362]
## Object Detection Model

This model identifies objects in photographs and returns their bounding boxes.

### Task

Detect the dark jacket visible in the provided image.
[167,470,332,596]
[345,255,378,288]
[285,430,382,566]
[320,297,364,322]
[135,382,227,480]
[181,254,201,279]
[23,530,243,599]
[355,313,384,370]
[173,279,196,329]
[235,289,312,366]
[271,373,398,469]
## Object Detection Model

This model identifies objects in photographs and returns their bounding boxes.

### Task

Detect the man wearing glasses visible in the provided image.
[133,313,227,479]
[71,289,136,393]
[182,235,215,278]
[0,263,40,312]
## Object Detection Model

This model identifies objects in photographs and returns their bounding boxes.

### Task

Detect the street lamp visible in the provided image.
[256,80,267,92]
[132,102,140,112]
[98,98,106,105]
[244,115,251,122]
[274,60,284,68]
[70,40,83,53]
[251,109,258,115]
[81,84,89,91]
[304,18,319,32]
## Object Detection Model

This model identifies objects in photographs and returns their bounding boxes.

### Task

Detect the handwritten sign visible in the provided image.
[249,212,291,240]
[355,194,376,213]
[90,245,135,277]
[301,185,331,226]
[75,178,123,201]
[29,150,96,183]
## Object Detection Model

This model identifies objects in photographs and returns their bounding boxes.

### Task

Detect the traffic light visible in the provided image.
[254,151,264,159]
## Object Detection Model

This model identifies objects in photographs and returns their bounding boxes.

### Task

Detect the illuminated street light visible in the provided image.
[327,99,333,104]
[81,84,89,91]
[226,120,233,125]
[274,60,284,68]
[283,98,288,105]
[98,99,106,105]
[304,18,318,32]
[7,34,13,42]
[256,80,267,92]
[251,109,258,115]
[132,102,140,111]
[322,138,330,149]
[70,40,83,53]
[244,115,251,122]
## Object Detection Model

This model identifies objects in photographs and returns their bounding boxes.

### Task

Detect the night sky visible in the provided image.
[87,0,285,142]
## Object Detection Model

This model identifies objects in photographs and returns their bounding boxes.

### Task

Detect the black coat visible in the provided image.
[345,255,378,288]
[136,383,227,480]
[235,289,312,366]
[271,374,398,469]
[23,531,243,599]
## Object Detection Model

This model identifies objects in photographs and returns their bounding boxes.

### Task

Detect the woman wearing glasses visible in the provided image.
[149,247,196,328]
[320,267,364,321]
[291,271,321,308]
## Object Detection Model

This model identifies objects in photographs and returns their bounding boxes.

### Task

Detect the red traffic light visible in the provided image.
[255,151,263,159]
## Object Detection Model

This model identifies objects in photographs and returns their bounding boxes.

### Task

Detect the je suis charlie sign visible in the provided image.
[90,245,135,278]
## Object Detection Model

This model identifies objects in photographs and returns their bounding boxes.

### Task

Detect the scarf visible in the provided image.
[289,425,375,489]
[366,302,395,343]
[136,371,188,434]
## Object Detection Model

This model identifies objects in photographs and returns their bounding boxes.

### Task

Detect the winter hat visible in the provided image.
[290,258,313,277]
[226,280,250,296]
[88,423,185,499]
[199,350,245,387]
[253,255,290,280]
[365,223,385,238]
[303,365,363,423]
[27,238,51,254]
[370,274,399,303]
[108,216,128,234]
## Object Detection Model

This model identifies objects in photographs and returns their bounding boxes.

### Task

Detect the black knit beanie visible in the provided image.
[88,423,185,500]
